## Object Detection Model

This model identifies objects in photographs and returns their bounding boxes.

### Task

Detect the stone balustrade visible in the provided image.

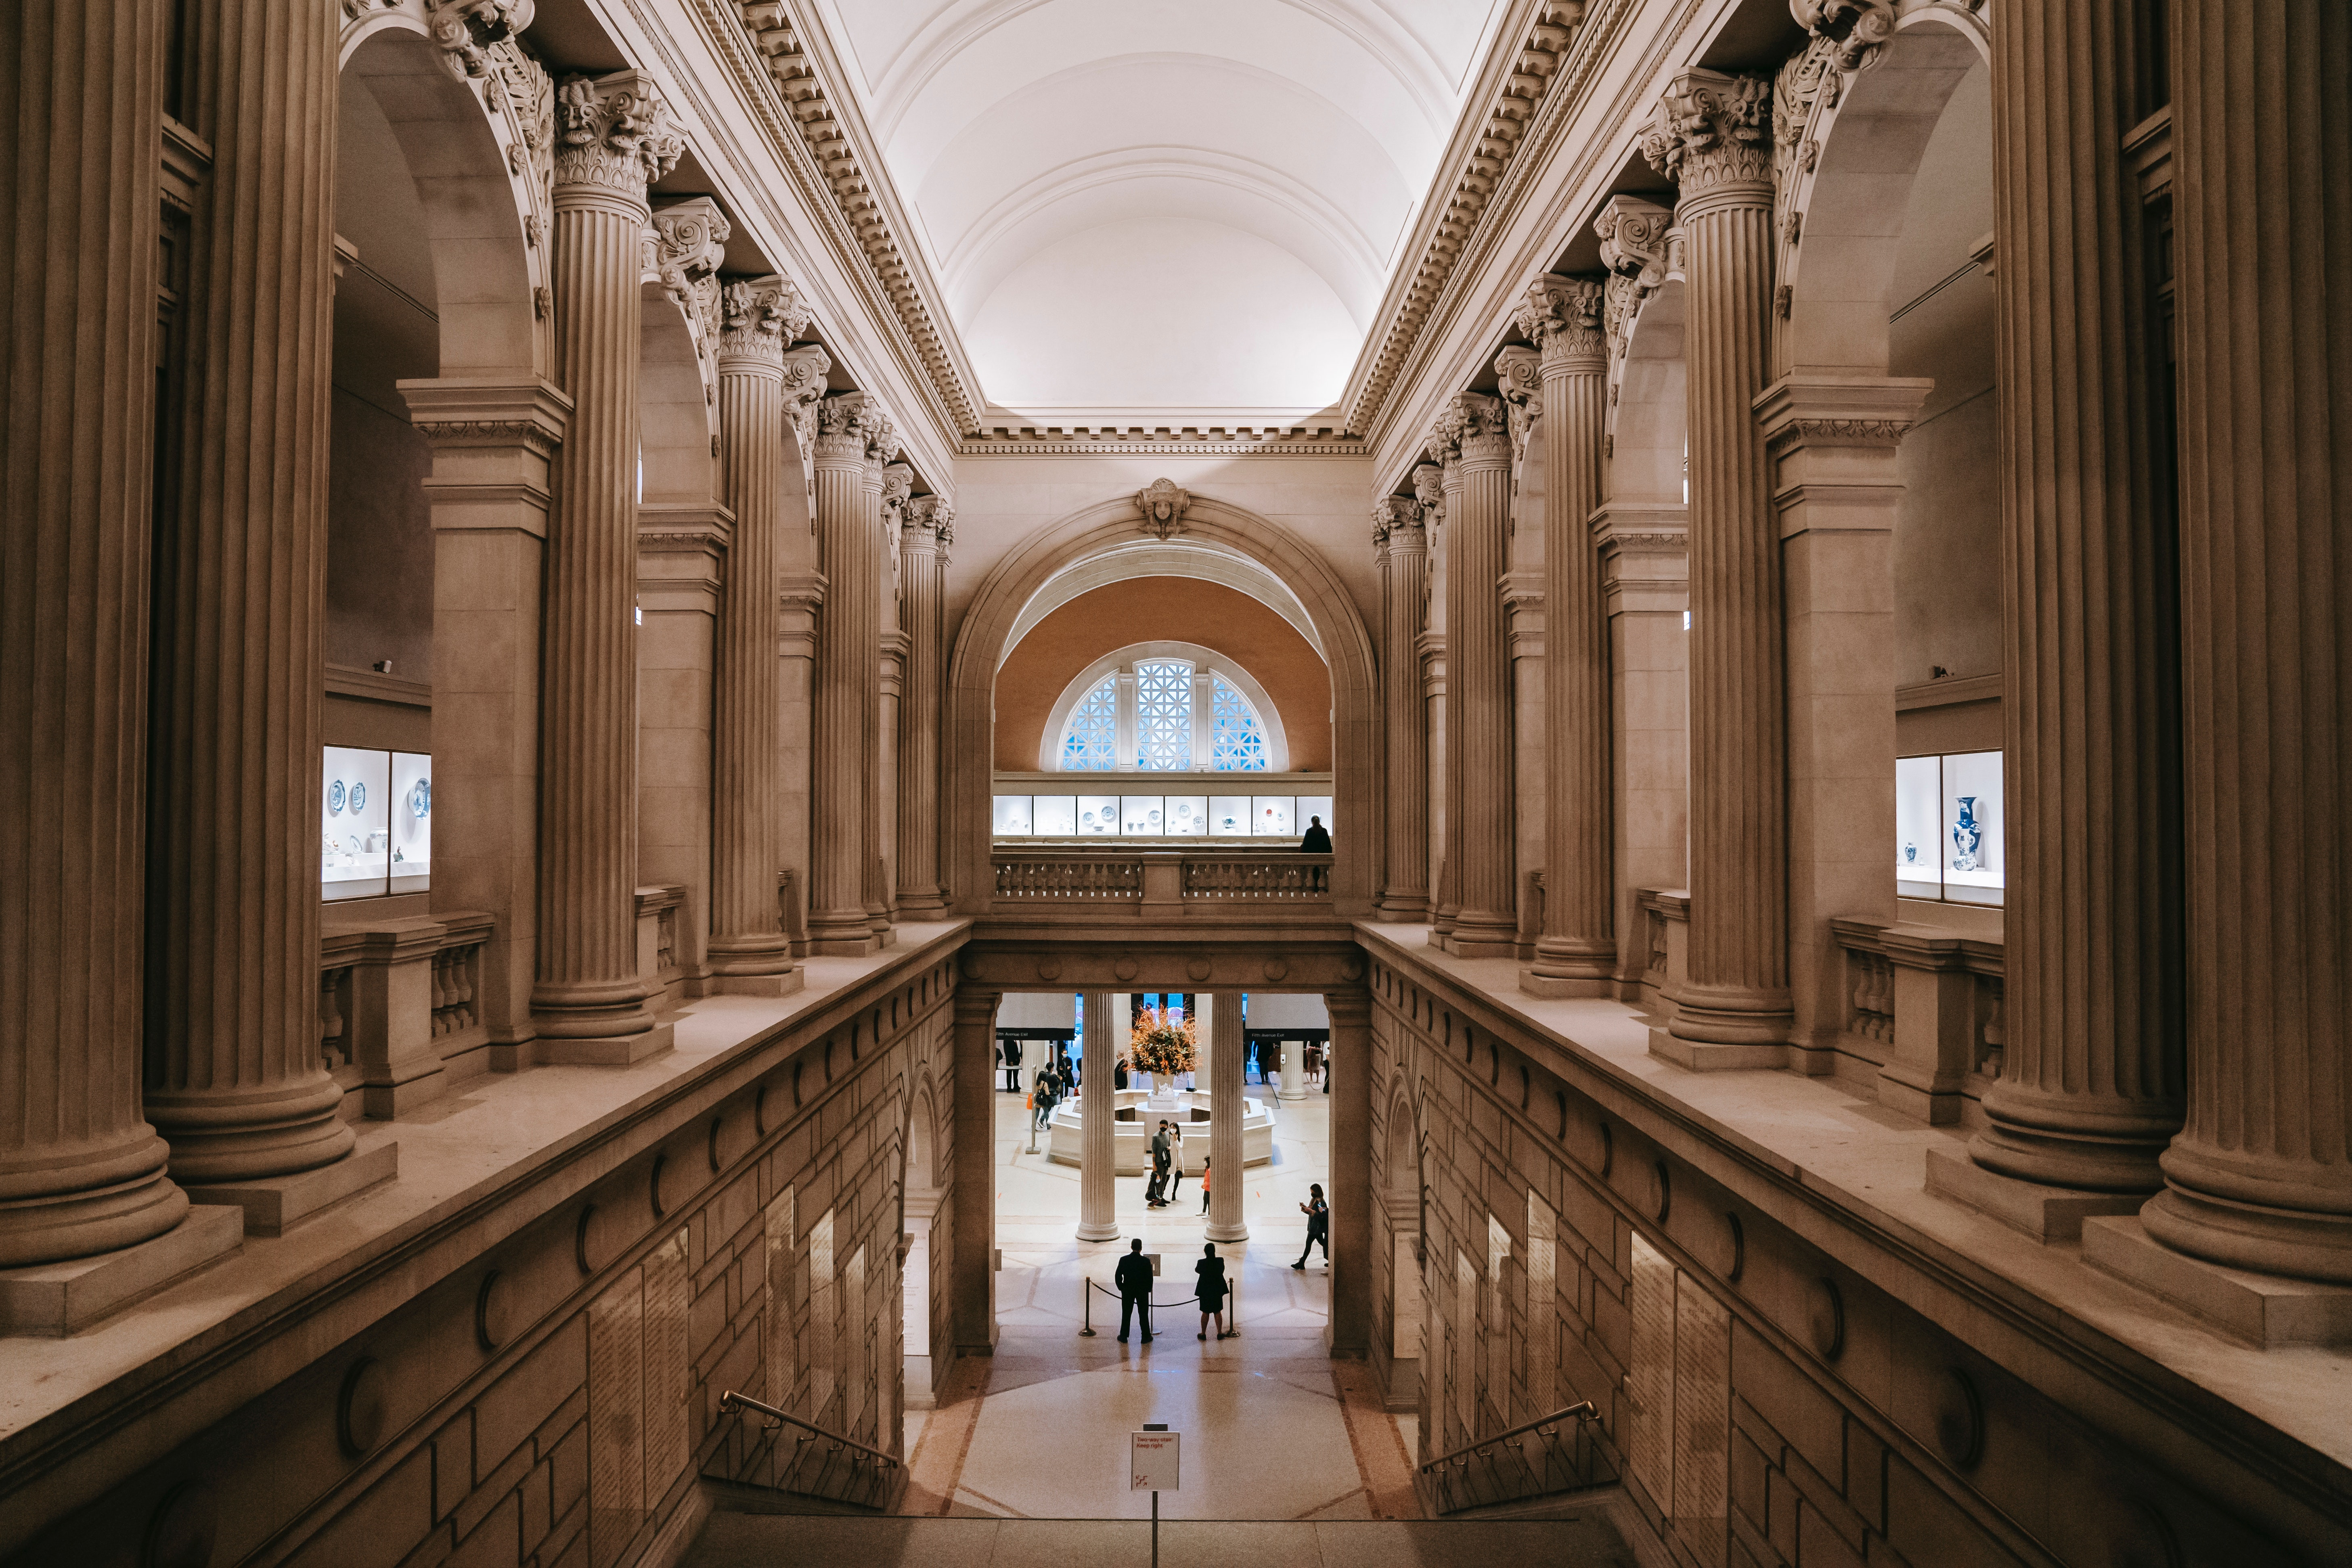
[1830,917,2005,1124]
[990,849,1336,917]
[318,911,496,1118]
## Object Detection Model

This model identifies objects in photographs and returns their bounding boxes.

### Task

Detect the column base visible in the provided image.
[2084,1214,2352,1348]
[708,969,806,999]
[1648,1026,1785,1071]
[0,1204,243,1337]
[1373,893,1430,921]
[1664,986,1793,1047]
[1206,1220,1249,1243]
[896,890,951,918]
[1075,1220,1121,1243]
[1438,931,1518,960]
[183,1140,399,1237]
[1518,965,1613,999]
[1923,1146,2141,1243]
[2140,1182,2352,1286]
[805,934,878,957]
[534,1021,675,1066]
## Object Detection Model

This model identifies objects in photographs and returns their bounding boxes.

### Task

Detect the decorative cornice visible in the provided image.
[1765,417,1915,449]
[954,425,1362,457]
[726,0,981,434]
[1340,0,1602,436]
[553,71,684,200]
[408,418,560,457]
[1792,0,1898,71]
[1639,69,1774,195]
[1134,478,1192,541]
[716,274,810,367]
[1493,345,1542,463]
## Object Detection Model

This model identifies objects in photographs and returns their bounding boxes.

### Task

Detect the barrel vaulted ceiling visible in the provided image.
[801,0,1508,419]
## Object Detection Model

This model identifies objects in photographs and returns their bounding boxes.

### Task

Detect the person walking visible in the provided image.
[1146,1121,1172,1207]
[1199,1157,1213,1215]
[1114,1239,1155,1343]
[1194,1243,1234,1340]
[1293,1183,1329,1269]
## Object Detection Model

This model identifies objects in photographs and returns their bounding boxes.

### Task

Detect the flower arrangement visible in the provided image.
[1125,1005,1196,1077]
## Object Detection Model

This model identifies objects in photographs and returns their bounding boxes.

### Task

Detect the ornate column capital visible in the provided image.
[1410,461,1447,530]
[1493,345,1543,464]
[1438,390,1512,470]
[881,461,914,523]
[1640,68,1774,201]
[905,494,953,562]
[779,343,829,449]
[716,274,810,370]
[1516,273,1608,372]
[1373,496,1424,554]
[647,197,729,351]
[816,389,897,467]
[553,70,684,204]
[1595,196,1676,357]
[1791,0,1897,72]
[425,0,535,80]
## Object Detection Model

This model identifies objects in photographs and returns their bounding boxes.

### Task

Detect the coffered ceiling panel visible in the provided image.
[807,0,1506,418]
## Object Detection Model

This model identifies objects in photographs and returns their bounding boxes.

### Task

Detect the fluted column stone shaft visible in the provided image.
[1078,990,1119,1242]
[1423,461,1460,940]
[1968,0,2184,1190]
[1374,501,1431,919]
[2142,0,2352,1281]
[1437,395,1518,957]
[896,497,953,915]
[1206,993,1247,1241]
[142,0,355,1179]
[0,0,193,1262]
[1519,276,1616,994]
[1644,71,1795,1050]
[869,462,910,938]
[528,72,683,1046]
[807,392,891,952]
[706,278,805,993]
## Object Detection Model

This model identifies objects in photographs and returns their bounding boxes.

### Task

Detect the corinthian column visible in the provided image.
[869,458,910,941]
[808,393,890,953]
[1417,462,1456,940]
[896,496,953,916]
[1435,394,1518,957]
[1077,990,1119,1242]
[1516,275,1616,996]
[1961,0,2183,1191]
[1374,498,1431,919]
[1206,993,1248,1241]
[0,0,196,1268]
[527,72,683,1059]
[142,0,359,1182]
[2138,2,2351,1282]
[707,277,808,996]
[1640,70,1793,1061]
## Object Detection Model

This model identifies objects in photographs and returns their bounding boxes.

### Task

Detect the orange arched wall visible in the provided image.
[993,577,1332,771]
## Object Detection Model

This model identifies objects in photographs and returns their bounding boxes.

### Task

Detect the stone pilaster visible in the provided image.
[896,497,953,916]
[143,0,358,1178]
[0,0,193,1266]
[1641,69,1795,1059]
[1325,987,1372,1355]
[1206,993,1247,1241]
[706,276,808,995]
[807,392,890,953]
[2141,2,2352,1282]
[1078,991,1119,1242]
[950,985,1001,1354]
[1420,460,1459,941]
[1435,394,1518,957]
[1967,0,2182,1191]
[530,71,683,1058]
[1516,275,1617,996]
[871,460,911,938]
[1373,498,1431,919]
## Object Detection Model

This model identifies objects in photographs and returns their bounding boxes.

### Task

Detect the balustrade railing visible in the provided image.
[987,848,1336,912]
[1181,854,1331,900]
[1418,1402,1614,1514]
[316,911,495,1091]
[993,854,1144,900]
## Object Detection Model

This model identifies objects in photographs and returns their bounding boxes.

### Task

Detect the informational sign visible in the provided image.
[1131,1430,1181,1492]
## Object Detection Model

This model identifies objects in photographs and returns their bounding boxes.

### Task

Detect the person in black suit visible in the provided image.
[1194,1244,1233,1340]
[1146,1121,1172,1206]
[1114,1239,1155,1343]
[1000,1038,1022,1093]
[1299,814,1332,853]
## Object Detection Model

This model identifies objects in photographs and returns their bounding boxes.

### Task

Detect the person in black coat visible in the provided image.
[1299,814,1332,854]
[1294,1183,1329,1269]
[1114,1239,1155,1343]
[1194,1243,1234,1340]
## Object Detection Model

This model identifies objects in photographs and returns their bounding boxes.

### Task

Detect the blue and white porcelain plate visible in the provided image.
[411,778,431,819]
[327,779,345,814]
[350,782,367,813]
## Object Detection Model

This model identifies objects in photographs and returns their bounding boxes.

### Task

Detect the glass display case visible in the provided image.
[390,750,432,895]
[989,789,1324,842]
[1895,750,2004,906]
[1032,795,1077,836]
[1120,796,1162,835]
[993,795,1033,836]
[322,746,395,901]
[1164,795,1207,835]
[1208,796,1251,836]
[1298,795,1333,835]
[1076,795,1118,835]
[1250,796,1295,837]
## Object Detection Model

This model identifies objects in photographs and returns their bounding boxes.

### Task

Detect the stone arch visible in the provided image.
[637,283,720,508]
[1776,7,1994,375]
[339,17,545,382]
[947,495,1381,913]
[903,1076,942,1193]
[1609,278,1687,505]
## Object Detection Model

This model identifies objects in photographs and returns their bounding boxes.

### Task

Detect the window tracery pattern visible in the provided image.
[1135,659,1193,770]
[1057,676,1118,770]
[1210,676,1270,771]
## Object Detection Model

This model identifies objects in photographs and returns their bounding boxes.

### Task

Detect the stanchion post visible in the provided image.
[1080,1275,1095,1336]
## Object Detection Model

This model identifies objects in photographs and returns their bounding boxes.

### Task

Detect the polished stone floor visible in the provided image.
[687,1514,1640,1566]
[899,1089,1423,1522]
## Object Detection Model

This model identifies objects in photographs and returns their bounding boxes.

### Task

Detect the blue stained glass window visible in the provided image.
[1135,659,1192,770]
[1210,676,1269,770]
[1057,676,1118,770]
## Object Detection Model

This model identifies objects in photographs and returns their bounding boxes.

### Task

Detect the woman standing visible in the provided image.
[1195,1243,1234,1340]
[1293,1183,1329,1269]
[1199,1157,1213,1215]
[1165,1123,1187,1204]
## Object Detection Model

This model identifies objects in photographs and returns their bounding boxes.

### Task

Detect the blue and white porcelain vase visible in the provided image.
[1950,796,1982,873]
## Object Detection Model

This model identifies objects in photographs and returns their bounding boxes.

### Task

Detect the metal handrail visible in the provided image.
[1418,1401,1598,1475]
[717,1390,901,1471]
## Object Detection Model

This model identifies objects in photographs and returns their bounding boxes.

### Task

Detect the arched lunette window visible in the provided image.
[1045,643,1286,772]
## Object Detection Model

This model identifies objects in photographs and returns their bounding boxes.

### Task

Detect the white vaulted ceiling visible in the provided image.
[807,0,1505,419]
